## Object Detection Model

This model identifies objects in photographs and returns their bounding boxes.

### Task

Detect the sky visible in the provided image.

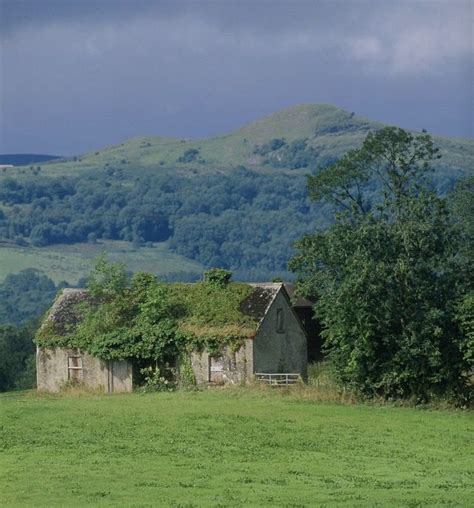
[0,0,472,155]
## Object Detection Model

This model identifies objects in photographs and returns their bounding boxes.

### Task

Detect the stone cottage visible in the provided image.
[36,282,308,392]
[36,289,133,393]
[190,283,308,384]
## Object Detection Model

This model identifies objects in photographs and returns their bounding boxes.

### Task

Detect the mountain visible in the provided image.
[0,154,62,166]
[21,104,473,186]
[0,104,472,287]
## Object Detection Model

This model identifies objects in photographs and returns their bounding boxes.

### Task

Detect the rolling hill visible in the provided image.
[8,104,473,182]
[0,103,472,289]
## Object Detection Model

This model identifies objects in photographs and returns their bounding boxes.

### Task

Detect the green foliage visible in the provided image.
[254,137,323,169]
[450,174,474,262]
[168,280,257,343]
[456,292,474,368]
[177,148,200,163]
[0,269,60,325]
[36,259,257,375]
[139,365,176,392]
[0,323,36,391]
[76,269,182,364]
[291,127,472,404]
[204,267,232,287]
[0,105,472,283]
[177,353,196,389]
[36,259,183,370]
[87,253,128,299]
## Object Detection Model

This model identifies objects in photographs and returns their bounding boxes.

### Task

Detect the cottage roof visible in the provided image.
[241,283,282,321]
[43,288,92,336]
[168,282,282,339]
[42,282,288,341]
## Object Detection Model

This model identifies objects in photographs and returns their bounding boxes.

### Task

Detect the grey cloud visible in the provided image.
[0,0,472,154]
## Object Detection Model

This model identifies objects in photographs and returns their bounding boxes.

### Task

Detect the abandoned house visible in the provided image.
[37,282,313,393]
[36,289,133,393]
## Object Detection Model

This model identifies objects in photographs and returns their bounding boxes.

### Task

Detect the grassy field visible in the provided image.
[0,240,203,284]
[0,388,472,507]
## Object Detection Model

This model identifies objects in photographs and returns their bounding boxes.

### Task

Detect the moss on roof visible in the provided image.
[38,282,283,347]
[42,288,93,336]
[169,282,260,339]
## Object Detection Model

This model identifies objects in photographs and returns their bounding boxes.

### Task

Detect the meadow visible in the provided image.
[0,240,203,284]
[0,388,472,507]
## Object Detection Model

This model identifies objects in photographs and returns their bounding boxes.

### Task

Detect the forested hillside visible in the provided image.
[1,104,472,285]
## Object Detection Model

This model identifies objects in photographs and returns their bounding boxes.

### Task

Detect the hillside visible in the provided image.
[9,104,473,181]
[0,103,472,291]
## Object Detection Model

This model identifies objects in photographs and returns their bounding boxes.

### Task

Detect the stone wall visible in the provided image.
[190,339,253,385]
[36,347,132,393]
[253,290,307,377]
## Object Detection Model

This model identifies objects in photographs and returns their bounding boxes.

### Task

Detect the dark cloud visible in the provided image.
[0,0,472,154]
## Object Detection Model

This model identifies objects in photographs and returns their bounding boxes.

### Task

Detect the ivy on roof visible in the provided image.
[35,261,261,363]
[169,282,258,339]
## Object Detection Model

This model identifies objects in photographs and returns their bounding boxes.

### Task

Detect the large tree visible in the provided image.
[290,127,472,404]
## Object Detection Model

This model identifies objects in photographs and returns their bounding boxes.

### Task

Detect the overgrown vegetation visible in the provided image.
[290,127,473,405]
[35,261,258,384]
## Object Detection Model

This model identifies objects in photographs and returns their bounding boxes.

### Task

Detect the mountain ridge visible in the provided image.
[7,104,472,182]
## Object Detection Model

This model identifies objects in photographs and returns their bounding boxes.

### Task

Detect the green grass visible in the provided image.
[0,241,203,284]
[0,389,472,506]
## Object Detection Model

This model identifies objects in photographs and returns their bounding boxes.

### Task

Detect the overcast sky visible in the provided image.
[0,0,472,155]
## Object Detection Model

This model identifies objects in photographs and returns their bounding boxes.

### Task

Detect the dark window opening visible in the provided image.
[276,308,284,332]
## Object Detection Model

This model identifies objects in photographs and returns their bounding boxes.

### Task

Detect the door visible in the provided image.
[209,356,224,383]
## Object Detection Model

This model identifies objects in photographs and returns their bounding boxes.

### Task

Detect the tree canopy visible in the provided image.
[290,127,472,404]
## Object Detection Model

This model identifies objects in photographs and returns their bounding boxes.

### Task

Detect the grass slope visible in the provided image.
[0,389,472,507]
[0,241,203,284]
[11,104,473,178]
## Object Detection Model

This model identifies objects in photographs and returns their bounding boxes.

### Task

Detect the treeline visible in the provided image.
[0,269,65,325]
[0,166,332,275]
[0,149,466,278]
[0,269,67,391]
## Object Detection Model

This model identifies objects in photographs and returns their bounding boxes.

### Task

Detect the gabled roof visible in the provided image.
[240,283,282,322]
[169,282,284,339]
[43,288,91,336]
[42,283,288,341]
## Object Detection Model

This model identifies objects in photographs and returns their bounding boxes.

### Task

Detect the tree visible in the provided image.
[0,269,57,325]
[0,324,36,391]
[290,127,472,404]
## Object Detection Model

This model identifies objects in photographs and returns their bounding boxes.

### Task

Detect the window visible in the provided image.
[276,308,284,332]
[68,356,83,381]
[209,356,224,383]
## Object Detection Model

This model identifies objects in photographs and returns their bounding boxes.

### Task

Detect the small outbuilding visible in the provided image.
[36,289,133,393]
[36,282,308,392]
